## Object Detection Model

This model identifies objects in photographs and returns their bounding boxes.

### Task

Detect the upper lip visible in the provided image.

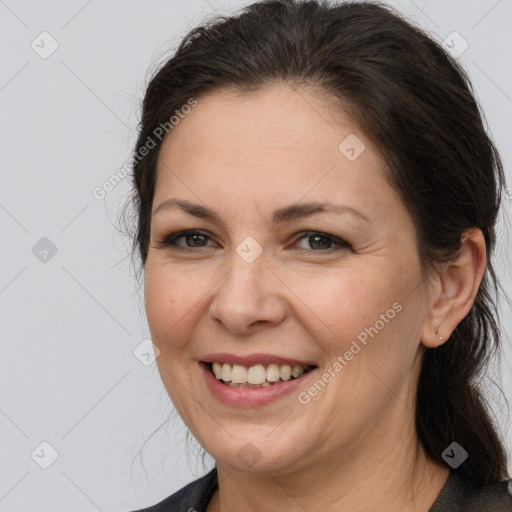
[201,352,317,367]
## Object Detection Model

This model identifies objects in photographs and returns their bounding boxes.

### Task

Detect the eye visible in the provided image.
[292,231,350,252]
[155,230,216,251]
[153,229,351,253]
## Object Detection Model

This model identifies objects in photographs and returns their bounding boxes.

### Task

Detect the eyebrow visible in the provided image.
[152,198,370,224]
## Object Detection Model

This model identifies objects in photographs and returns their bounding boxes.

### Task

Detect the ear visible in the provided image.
[420,228,487,348]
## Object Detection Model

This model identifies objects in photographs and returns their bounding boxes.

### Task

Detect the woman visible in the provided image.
[127,0,512,510]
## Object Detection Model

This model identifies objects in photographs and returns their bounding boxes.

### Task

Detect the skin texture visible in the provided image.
[144,83,486,511]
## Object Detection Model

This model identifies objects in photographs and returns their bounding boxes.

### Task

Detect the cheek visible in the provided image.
[288,266,397,346]
[143,263,196,349]
[144,274,173,340]
[144,266,199,412]
[288,260,422,383]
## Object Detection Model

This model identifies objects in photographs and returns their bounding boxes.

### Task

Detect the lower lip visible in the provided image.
[200,363,318,407]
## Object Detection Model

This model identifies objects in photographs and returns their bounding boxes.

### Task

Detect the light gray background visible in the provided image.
[1,0,511,511]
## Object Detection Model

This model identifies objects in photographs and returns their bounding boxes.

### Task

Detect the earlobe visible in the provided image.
[420,228,487,349]
[422,324,447,349]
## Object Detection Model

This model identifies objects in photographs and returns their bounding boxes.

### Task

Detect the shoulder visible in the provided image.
[464,478,512,511]
[129,468,218,512]
[429,471,512,512]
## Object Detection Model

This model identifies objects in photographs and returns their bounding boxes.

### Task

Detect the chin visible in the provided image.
[203,432,310,474]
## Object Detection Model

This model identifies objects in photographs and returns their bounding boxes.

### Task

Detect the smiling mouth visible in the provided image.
[206,362,317,388]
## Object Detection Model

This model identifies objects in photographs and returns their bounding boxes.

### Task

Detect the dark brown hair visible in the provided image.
[125,0,510,485]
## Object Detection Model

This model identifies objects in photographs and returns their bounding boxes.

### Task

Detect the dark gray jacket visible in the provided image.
[131,467,512,511]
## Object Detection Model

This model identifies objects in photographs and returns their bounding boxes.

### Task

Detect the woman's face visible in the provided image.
[144,83,432,474]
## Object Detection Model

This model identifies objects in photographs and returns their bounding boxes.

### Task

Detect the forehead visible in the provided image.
[153,83,395,218]
[158,83,360,159]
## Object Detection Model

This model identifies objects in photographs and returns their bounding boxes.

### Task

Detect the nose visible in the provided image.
[208,253,287,335]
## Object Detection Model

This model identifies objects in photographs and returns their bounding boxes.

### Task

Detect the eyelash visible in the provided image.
[154,229,351,254]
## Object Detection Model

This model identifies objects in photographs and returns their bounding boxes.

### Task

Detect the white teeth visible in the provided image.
[212,362,222,379]
[291,365,305,378]
[231,364,248,384]
[247,364,266,384]
[210,362,312,385]
[280,365,292,381]
[221,363,232,382]
[266,364,281,382]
